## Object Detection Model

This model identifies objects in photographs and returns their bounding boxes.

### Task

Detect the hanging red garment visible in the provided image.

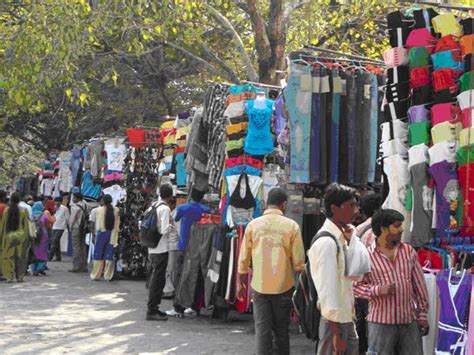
[458,162,474,236]
[126,128,146,148]
[417,249,443,269]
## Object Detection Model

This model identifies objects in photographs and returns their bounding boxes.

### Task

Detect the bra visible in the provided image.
[461,107,474,128]
[412,85,433,106]
[410,66,431,89]
[434,35,460,54]
[431,103,462,126]
[408,104,430,124]
[229,173,255,210]
[432,68,460,94]
[431,50,464,72]
[406,28,436,52]
[459,71,474,93]
[432,13,463,38]
[461,34,474,57]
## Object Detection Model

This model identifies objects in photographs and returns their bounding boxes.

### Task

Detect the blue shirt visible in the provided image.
[175,202,211,251]
[244,99,274,156]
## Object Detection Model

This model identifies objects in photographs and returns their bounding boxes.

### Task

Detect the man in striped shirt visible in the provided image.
[353,209,429,355]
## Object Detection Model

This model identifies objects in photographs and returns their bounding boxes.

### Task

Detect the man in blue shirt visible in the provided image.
[166,188,210,317]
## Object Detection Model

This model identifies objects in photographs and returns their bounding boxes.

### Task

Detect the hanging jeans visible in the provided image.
[354,72,372,186]
[329,69,342,183]
[339,71,349,183]
[318,69,330,185]
[368,73,379,183]
[284,63,312,183]
[176,223,216,308]
[311,69,321,182]
[346,72,358,184]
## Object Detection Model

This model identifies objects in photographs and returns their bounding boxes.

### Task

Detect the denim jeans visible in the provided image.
[367,322,423,355]
[354,72,372,186]
[346,72,358,184]
[284,63,312,183]
[329,69,342,182]
[253,288,293,355]
[49,229,64,260]
[368,73,379,183]
[311,69,321,182]
[317,317,359,355]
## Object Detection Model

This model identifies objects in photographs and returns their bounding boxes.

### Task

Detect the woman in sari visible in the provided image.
[31,202,54,276]
[90,194,120,281]
[1,192,29,282]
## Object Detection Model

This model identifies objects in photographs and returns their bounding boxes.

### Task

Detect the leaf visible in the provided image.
[154,25,162,34]
[79,93,87,103]
[65,88,72,98]
[14,92,24,106]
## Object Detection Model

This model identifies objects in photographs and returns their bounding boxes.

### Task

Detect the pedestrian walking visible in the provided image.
[353,209,429,355]
[237,188,305,355]
[0,190,8,280]
[146,184,174,321]
[90,194,120,281]
[49,196,69,261]
[31,201,54,276]
[308,183,361,355]
[0,192,30,282]
[69,192,88,273]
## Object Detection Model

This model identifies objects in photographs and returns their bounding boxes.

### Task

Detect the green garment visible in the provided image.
[460,71,474,93]
[226,138,245,151]
[0,207,29,281]
[409,47,430,69]
[456,144,474,166]
[409,122,430,145]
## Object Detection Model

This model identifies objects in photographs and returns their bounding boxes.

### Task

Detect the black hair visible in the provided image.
[0,190,7,203]
[159,184,173,200]
[360,193,382,218]
[371,209,405,237]
[267,188,288,206]
[190,188,205,202]
[54,197,62,203]
[323,183,358,218]
[103,194,115,231]
[6,192,21,233]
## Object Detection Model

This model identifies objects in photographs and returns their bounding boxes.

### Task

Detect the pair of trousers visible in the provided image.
[354,72,372,186]
[253,288,293,355]
[90,260,114,281]
[317,317,359,355]
[284,63,312,183]
[329,69,341,183]
[176,223,215,308]
[49,229,64,260]
[31,260,47,274]
[93,230,114,261]
[1,233,26,281]
[71,228,88,271]
[146,252,169,313]
[367,321,423,355]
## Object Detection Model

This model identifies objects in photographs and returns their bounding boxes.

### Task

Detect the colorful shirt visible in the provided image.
[353,242,429,324]
[238,209,304,294]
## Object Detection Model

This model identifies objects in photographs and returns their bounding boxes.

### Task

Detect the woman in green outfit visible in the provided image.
[0,192,29,282]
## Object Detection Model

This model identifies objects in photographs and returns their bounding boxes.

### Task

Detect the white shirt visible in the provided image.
[102,185,127,207]
[307,218,355,323]
[105,140,126,172]
[19,202,33,221]
[53,204,70,230]
[148,201,171,254]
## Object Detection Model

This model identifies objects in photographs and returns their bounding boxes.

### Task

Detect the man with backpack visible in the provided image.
[146,184,174,321]
[69,192,89,273]
[307,183,363,355]
[237,188,305,355]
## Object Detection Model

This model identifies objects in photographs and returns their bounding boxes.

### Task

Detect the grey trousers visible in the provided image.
[176,224,215,308]
[163,250,184,294]
[367,322,423,355]
[71,228,88,271]
[253,288,293,355]
[317,317,359,355]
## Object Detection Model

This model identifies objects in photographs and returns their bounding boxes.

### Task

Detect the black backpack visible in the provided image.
[292,231,340,342]
[77,204,89,235]
[33,215,43,245]
[139,202,165,248]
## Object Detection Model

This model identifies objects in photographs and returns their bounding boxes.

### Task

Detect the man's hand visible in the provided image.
[236,274,247,301]
[332,333,348,354]
[379,282,396,295]
[418,319,429,336]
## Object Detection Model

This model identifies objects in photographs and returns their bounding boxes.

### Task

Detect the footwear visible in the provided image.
[55,258,62,262]
[162,292,174,300]
[33,272,39,276]
[39,271,46,276]
[146,313,168,321]
[184,308,197,315]
[166,309,184,318]
[16,278,24,283]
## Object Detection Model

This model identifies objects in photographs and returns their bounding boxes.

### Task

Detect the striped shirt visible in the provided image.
[353,242,429,324]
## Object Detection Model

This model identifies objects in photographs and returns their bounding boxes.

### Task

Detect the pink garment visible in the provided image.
[406,28,436,53]
[103,172,124,183]
[431,103,462,126]
[383,47,409,68]
[462,107,474,128]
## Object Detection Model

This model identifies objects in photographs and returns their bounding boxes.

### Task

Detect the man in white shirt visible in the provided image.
[146,184,174,321]
[308,183,361,355]
[69,192,88,273]
[49,197,70,261]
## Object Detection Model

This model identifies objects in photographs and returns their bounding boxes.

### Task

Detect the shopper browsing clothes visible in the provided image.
[0,193,30,282]
[69,192,88,273]
[353,209,429,355]
[146,184,174,321]
[90,194,120,281]
[237,188,305,355]
[31,201,54,276]
[308,183,364,355]
[49,196,70,262]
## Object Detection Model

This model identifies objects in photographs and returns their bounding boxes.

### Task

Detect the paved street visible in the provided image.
[0,258,315,354]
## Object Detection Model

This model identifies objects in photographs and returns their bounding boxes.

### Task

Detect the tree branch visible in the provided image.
[203,2,258,82]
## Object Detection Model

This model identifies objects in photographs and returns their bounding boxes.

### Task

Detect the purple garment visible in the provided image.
[32,214,49,261]
[178,111,190,120]
[408,104,430,124]
[273,95,287,137]
[429,161,459,237]
[436,269,471,354]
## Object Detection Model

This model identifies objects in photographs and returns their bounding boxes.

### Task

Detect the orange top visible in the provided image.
[460,34,474,56]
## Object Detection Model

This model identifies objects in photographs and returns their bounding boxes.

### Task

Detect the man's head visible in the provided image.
[73,192,83,203]
[54,196,62,207]
[0,190,7,204]
[324,183,359,226]
[371,209,405,249]
[360,193,382,219]
[169,197,177,211]
[159,184,174,204]
[266,188,288,213]
[190,188,205,203]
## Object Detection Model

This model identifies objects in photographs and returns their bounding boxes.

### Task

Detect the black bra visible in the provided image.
[229,173,255,210]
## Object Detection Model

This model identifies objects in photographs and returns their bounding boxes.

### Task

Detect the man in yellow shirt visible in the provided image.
[237,188,305,355]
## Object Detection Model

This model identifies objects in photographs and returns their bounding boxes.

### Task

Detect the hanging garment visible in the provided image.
[284,63,312,183]
[458,89,474,111]
[436,269,471,354]
[244,98,274,156]
[460,34,474,57]
[104,140,126,172]
[435,35,461,54]
[354,72,372,186]
[387,65,409,84]
[408,104,430,124]
[422,273,438,355]
[432,13,463,38]
[225,172,261,228]
[89,139,104,178]
[330,69,343,182]
[413,8,438,29]
[81,171,102,200]
[457,162,474,237]
[58,151,73,193]
[102,185,126,207]
[431,102,462,126]
[406,28,437,52]
[432,122,462,144]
